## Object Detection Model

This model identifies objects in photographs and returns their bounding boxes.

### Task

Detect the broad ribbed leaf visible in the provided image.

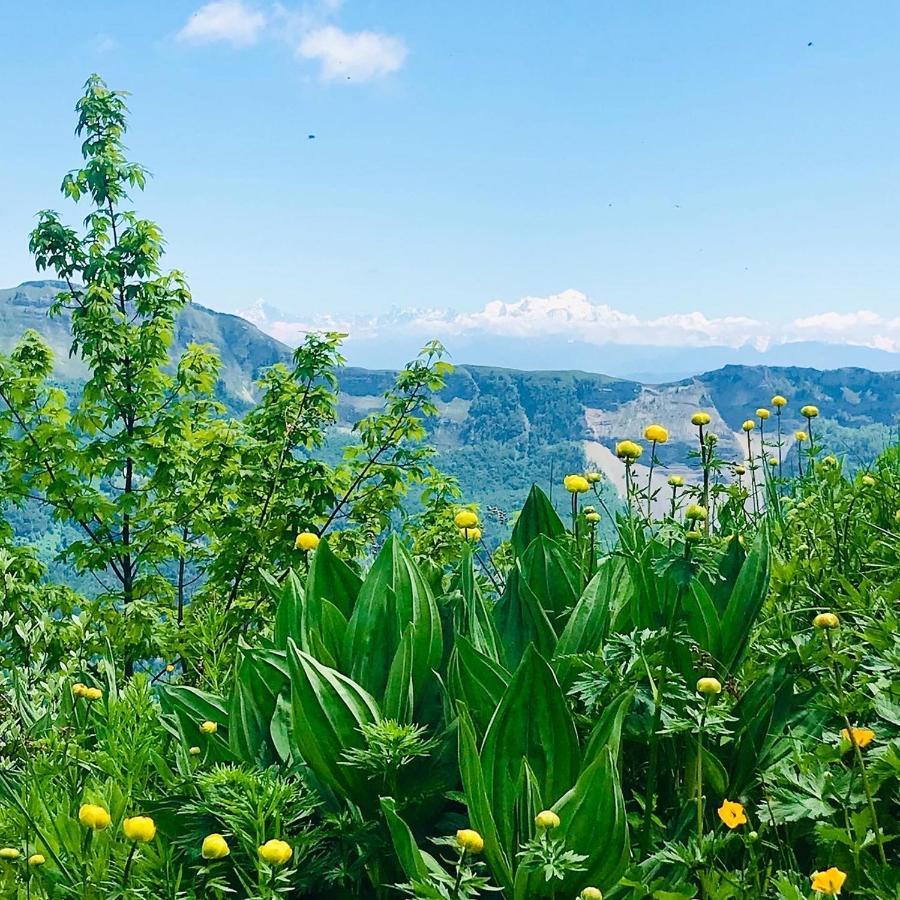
[383,624,416,723]
[380,797,444,881]
[343,535,442,703]
[273,570,305,651]
[554,557,625,685]
[511,484,566,558]
[457,705,513,892]
[720,529,770,672]
[683,580,722,663]
[287,640,379,805]
[551,747,630,893]
[455,547,502,660]
[158,685,233,763]
[307,537,362,619]
[582,688,634,770]
[481,645,579,856]
[493,566,557,668]
[520,535,579,625]
[228,647,288,766]
[449,636,510,738]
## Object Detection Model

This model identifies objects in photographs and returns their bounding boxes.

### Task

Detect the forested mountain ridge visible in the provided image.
[3,280,898,518]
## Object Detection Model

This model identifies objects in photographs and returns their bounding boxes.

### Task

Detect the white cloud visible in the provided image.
[178,1,268,46]
[238,289,900,354]
[177,2,407,81]
[298,25,407,81]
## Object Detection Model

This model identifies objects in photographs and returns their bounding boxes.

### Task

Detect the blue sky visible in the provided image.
[2,1,899,353]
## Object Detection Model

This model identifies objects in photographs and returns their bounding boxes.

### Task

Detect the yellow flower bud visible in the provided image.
[534,810,560,830]
[0,848,21,860]
[454,510,479,528]
[563,474,590,493]
[615,441,643,461]
[861,475,875,487]
[585,512,601,523]
[580,889,603,900]
[585,472,602,483]
[813,612,839,629]
[28,854,45,866]
[456,829,484,853]
[697,677,722,696]
[258,839,293,865]
[771,395,787,408]
[83,687,102,701]
[165,664,175,673]
[691,412,711,426]
[201,833,230,859]
[78,804,111,831]
[741,420,755,432]
[733,465,746,475]
[644,424,669,443]
[123,816,157,843]
[294,531,320,552]
[794,430,807,442]
[685,530,702,542]
[685,503,707,521]
[800,404,819,418]
[189,746,201,755]
[756,408,770,420]
[200,720,218,735]
[768,457,778,467]
[72,682,87,697]
[459,527,482,542]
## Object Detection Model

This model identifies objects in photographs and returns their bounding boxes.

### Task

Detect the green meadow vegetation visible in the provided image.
[0,77,897,899]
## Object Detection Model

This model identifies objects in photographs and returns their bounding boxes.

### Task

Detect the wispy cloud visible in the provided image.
[237,289,900,354]
[177,0,267,46]
[298,25,406,81]
[177,1,407,82]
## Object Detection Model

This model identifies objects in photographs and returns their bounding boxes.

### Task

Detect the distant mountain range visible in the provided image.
[2,281,898,514]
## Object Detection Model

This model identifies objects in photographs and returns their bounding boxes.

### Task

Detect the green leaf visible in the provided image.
[455,547,502,660]
[343,535,442,705]
[582,688,634,769]
[228,647,288,766]
[493,565,557,669]
[481,645,579,856]
[273,569,306,652]
[511,484,566,558]
[552,747,630,893]
[307,537,362,620]
[456,705,513,892]
[383,624,417,723]
[158,685,234,764]
[682,580,722,664]
[520,535,579,625]
[287,639,380,806]
[720,529,770,673]
[380,797,444,881]
[449,636,510,738]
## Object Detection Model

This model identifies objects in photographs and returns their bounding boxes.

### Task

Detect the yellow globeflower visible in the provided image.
[189,746,201,756]
[294,531,320,552]
[459,527,482,542]
[166,664,175,673]
[801,405,819,418]
[768,457,778,467]
[615,441,643,461]
[200,720,218,735]
[772,395,787,408]
[534,810,560,830]
[580,890,603,900]
[585,511,600,523]
[717,800,747,829]
[456,829,484,853]
[79,804,111,831]
[28,854,45,866]
[0,848,20,860]
[123,816,157,843]
[83,687,102,701]
[685,530,702,542]
[794,430,808,442]
[585,471,602,483]
[697,677,722,696]
[202,833,230,859]
[840,727,875,748]
[813,612,839,629]
[810,867,847,896]
[644,424,669,443]
[733,465,746,476]
[741,420,755,432]
[691,412,711,426]
[667,475,684,487]
[258,839,293,865]
[821,455,838,467]
[72,682,87,698]
[756,408,770,420]
[861,474,875,487]
[563,474,590,493]
[454,510,478,528]
[685,503,707,522]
